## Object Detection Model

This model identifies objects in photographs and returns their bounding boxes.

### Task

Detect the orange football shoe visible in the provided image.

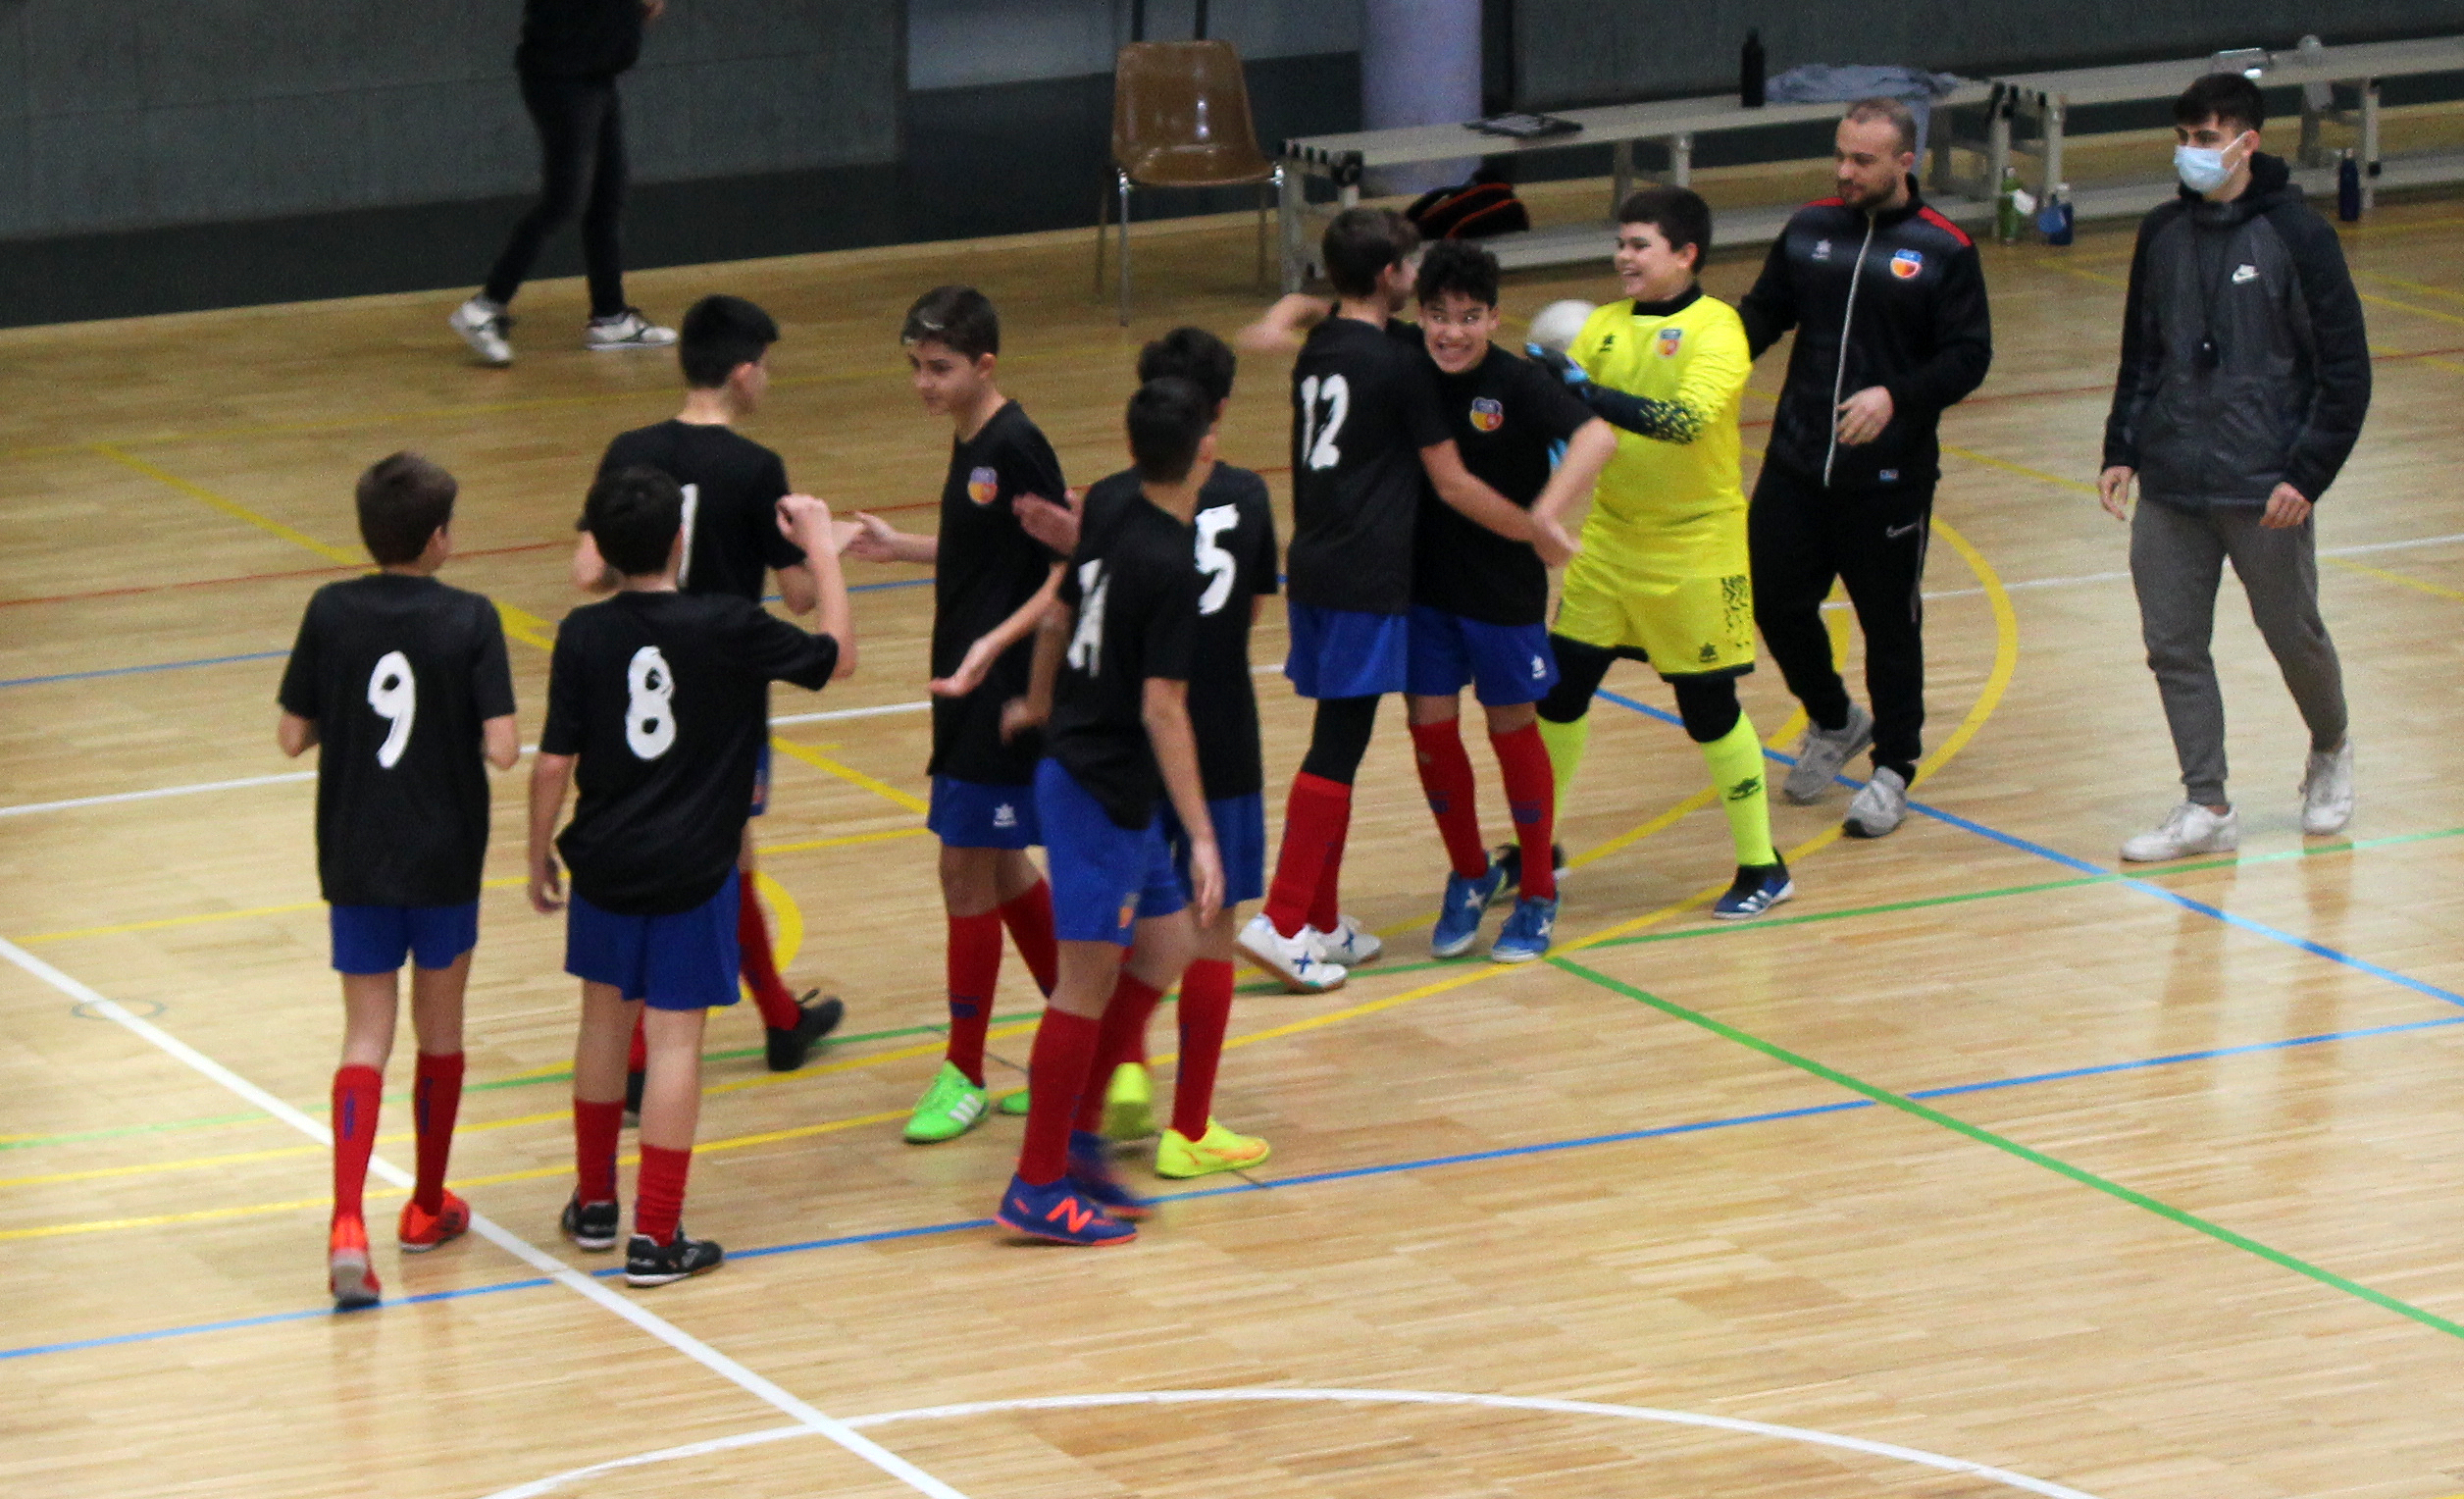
[397,1190,471,1253]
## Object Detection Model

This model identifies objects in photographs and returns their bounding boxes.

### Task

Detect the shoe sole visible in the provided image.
[567,1232,619,1252]
[1487,944,1550,963]
[1237,932,1345,993]
[1842,812,1904,840]
[1155,1147,1270,1178]
[448,318,512,367]
[903,1108,987,1145]
[330,1254,380,1310]
[1430,929,1481,959]
[625,1261,721,1287]
[397,1220,467,1254]
[994,1212,1137,1246]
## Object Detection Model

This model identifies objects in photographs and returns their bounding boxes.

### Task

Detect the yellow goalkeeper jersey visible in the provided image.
[1566,289,1751,570]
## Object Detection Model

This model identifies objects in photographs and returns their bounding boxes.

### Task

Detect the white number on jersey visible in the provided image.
[1193,504,1240,616]
[1066,559,1109,674]
[676,483,700,587]
[367,651,416,768]
[1297,373,1350,471]
[625,646,679,759]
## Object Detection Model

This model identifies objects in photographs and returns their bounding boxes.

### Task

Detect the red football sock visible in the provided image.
[1171,958,1235,1139]
[1263,773,1351,938]
[999,880,1059,998]
[410,1051,465,1214]
[737,878,802,1030]
[1491,723,1559,901]
[330,1064,383,1222]
[1309,810,1352,934]
[627,1013,646,1075]
[1016,1007,1102,1185]
[945,910,1004,1086]
[634,1143,693,1244]
[1074,972,1165,1133]
[1411,719,1490,879]
[573,1097,624,1205]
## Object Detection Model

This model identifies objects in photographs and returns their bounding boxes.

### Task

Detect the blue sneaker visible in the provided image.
[1712,861,1793,919]
[1489,895,1559,962]
[1431,861,1508,958]
[1066,1129,1155,1220]
[996,1172,1137,1246]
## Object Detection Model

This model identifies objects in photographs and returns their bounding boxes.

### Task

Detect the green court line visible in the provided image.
[1550,954,2464,1342]
[0,1111,266,1151]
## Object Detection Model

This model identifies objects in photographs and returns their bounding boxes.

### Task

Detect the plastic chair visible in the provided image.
[1099,40,1286,324]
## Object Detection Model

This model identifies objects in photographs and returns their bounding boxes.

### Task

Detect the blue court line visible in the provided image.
[0,650,289,691]
[15,1007,2464,1365]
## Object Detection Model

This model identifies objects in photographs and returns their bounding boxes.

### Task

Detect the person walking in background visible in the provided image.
[451,0,677,365]
[2099,73,2370,861]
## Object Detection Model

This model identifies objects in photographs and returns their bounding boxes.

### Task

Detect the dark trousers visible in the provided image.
[483,72,629,317]
[1749,462,1933,776]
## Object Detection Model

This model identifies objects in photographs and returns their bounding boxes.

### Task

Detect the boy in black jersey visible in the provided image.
[531,467,854,1286]
[1234,208,1584,993]
[1015,329,1277,1179]
[994,378,1220,1247]
[277,453,520,1310]
[579,294,844,1098]
[1404,241,1616,963]
[845,286,1068,1145]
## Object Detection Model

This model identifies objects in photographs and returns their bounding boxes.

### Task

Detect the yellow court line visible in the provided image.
[1943,442,2098,495]
[2358,271,2464,305]
[2357,289,2464,331]
[752,868,804,971]
[2323,554,2464,604]
[770,735,932,815]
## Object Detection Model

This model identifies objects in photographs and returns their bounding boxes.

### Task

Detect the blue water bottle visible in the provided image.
[2038,183,2075,246]
[2337,150,2362,222]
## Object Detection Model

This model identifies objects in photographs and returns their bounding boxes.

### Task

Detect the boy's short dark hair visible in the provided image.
[1617,185,1714,269]
[1413,238,1502,311]
[2176,72,2266,133]
[1322,206,1419,299]
[1127,378,1211,485]
[900,284,1000,360]
[585,465,685,578]
[678,294,780,388]
[355,452,458,566]
[1136,327,1238,410]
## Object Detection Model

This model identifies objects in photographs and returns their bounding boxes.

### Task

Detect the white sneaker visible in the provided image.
[2299,741,2354,835]
[1308,914,1382,966]
[584,308,677,350]
[1236,912,1347,994]
[1843,765,1908,838]
[449,296,513,366]
[1782,702,1874,803]
[2119,801,2239,862]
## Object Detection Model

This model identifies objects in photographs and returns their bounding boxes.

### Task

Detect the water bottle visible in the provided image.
[2040,183,2075,245]
[1995,168,2021,243]
[1740,29,1765,108]
[2337,149,2362,221]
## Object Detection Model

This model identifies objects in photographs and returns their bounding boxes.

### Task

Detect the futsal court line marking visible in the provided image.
[0,935,973,1499]
[0,540,570,612]
[478,1388,2109,1499]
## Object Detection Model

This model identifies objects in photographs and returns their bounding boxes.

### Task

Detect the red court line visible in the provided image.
[0,540,568,611]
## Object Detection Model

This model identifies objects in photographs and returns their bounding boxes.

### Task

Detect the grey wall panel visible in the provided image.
[21,0,147,115]
[0,116,27,238]
[906,0,1362,90]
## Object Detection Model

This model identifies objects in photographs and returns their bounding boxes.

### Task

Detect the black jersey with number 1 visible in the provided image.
[541,592,839,915]
[595,420,806,604]
[1414,343,1595,626]
[1048,492,1204,831]
[931,400,1067,785]
[1284,316,1449,616]
[278,574,517,908]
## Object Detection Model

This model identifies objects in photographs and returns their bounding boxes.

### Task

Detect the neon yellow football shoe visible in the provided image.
[1154,1119,1270,1178]
[1101,1062,1155,1141]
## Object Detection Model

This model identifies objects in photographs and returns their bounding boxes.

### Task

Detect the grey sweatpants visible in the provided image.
[2130,497,2346,805]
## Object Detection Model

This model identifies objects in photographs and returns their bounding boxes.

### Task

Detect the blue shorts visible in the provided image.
[928,775,1041,850]
[564,870,743,1011]
[1407,605,1560,705]
[1035,758,1186,946]
[1285,603,1409,699]
[749,740,772,817]
[1163,792,1267,908]
[330,902,480,975]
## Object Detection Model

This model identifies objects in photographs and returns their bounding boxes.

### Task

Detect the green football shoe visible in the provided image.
[997,1087,1031,1116]
[903,1061,989,1144]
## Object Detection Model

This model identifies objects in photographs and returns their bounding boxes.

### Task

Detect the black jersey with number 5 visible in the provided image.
[1048,492,1204,830]
[540,592,839,914]
[278,574,517,907]
[1078,462,1276,801]
[595,420,806,604]
[1285,316,1449,616]
[931,401,1067,785]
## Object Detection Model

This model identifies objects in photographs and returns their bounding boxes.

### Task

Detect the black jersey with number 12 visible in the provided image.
[1284,317,1448,616]
[1048,492,1204,830]
[278,574,517,908]
[931,401,1066,785]
[595,420,806,604]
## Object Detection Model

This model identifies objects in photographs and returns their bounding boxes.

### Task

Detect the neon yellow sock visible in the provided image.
[1700,713,1776,867]
[1536,714,1589,820]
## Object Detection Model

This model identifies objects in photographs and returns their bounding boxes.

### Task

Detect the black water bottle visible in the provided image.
[2337,150,2362,222]
[1741,29,1765,108]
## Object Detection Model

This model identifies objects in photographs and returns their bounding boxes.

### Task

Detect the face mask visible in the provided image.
[2175,133,2248,193]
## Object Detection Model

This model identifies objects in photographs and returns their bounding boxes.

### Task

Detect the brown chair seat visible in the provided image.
[1098,40,1286,322]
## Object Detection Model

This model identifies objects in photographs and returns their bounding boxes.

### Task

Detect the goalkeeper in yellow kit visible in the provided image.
[1527,186,1790,917]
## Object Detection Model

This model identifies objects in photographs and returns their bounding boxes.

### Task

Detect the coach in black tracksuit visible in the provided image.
[1739,98,1992,839]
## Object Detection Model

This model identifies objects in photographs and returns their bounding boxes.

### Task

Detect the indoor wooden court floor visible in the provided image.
[5,184,2464,1499]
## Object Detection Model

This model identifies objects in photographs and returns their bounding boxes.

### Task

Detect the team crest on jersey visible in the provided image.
[966,465,1000,505]
[1657,327,1684,356]
[1889,248,1925,280]
[1468,396,1504,432]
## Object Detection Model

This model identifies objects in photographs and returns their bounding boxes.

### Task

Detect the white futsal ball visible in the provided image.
[1525,298,1598,355]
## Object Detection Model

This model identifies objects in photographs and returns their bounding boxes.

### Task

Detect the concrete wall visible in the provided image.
[0,0,903,239]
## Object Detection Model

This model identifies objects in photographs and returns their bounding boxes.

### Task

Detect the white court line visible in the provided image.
[1832,530,2464,607]
[477,1387,2110,1499]
[0,936,972,1499]
[0,770,316,819]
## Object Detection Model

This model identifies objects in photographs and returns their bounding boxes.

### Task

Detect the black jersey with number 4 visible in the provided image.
[931,401,1067,785]
[1285,316,1449,616]
[278,574,517,907]
[1078,462,1276,801]
[595,421,805,605]
[1415,344,1595,626]
[541,592,839,914]
[1049,492,1204,830]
